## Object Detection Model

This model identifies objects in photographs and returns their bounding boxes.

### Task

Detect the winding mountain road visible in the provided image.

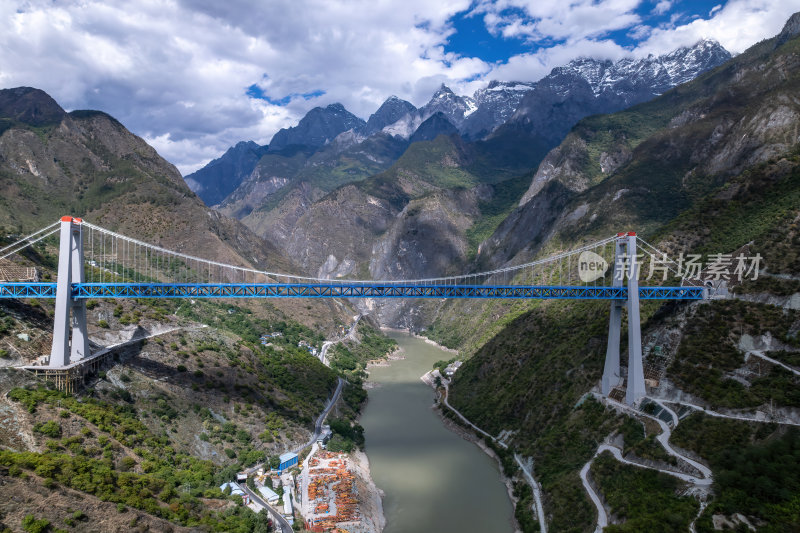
[318,314,361,366]
[580,395,717,533]
[578,392,800,532]
[580,459,608,533]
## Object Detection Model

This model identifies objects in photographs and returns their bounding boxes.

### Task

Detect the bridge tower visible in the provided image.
[601,232,646,406]
[49,216,89,367]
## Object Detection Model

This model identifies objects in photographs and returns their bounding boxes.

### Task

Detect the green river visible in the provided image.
[360,331,515,533]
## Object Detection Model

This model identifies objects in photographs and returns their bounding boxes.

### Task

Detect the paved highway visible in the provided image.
[318,314,361,366]
[239,483,292,533]
[239,377,344,531]
[244,376,344,476]
[293,376,344,453]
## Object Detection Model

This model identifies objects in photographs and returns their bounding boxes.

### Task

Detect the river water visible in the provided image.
[360,331,515,533]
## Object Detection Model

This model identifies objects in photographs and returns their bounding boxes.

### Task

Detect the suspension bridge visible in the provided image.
[0,216,708,403]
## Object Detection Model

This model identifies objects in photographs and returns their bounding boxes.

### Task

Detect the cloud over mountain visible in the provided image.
[1,0,798,174]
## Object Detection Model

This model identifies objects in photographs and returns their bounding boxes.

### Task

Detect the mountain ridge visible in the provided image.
[428,15,800,531]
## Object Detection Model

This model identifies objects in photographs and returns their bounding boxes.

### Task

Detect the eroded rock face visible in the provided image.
[369,188,483,281]
[280,184,397,276]
[776,11,800,47]
[363,96,417,136]
[519,138,590,206]
[269,103,365,151]
[478,180,573,270]
[184,141,268,207]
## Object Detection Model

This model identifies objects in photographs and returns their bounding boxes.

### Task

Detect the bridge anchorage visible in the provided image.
[0,217,707,402]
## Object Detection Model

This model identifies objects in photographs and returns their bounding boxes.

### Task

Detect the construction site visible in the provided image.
[301,446,365,533]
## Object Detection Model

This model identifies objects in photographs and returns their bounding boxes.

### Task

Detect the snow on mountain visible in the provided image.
[506,39,731,144]
[550,39,731,98]
[419,84,477,128]
[363,96,417,136]
[462,80,537,139]
[187,40,732,202]
[381,113,423,139]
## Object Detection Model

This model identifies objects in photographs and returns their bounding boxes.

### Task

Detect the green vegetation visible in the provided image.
[326,418,365,453]
[3,387,273,531]
[325,323,397,445]
[177,299,323,347]
[656,149,800,275]
[357,130,540,214]
[670,300,800,409]
[443,297,673,531]
[21,515,51,533]
[619,415,676,466]
[591,452,698,532]
[33,420,61,439]
[734,276,800,297]
[768,350,800,368]
[672,414,800,531]
[250,136,408,216]
[328,323,397,378]
[432,357,457,374]
[171,299,337,419]
[0,309,16,337]
[362,135,479,198]
[512,481,540,533]
[465,173,534,260]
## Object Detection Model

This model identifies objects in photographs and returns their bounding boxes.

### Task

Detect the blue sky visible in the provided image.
[444,10,532,64]
[1,0,798,173]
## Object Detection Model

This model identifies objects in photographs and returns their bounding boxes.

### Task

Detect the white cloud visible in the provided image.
[628,24,653,41]
[484,0,800,86]
[636,0,800,55]
[476,0,642,42]
[652,0,672,16]
[486,39,631,82]
[1,0,799,175]
[0,0,480,174]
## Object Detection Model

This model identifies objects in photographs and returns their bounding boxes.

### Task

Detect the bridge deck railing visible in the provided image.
[0,282,705,300]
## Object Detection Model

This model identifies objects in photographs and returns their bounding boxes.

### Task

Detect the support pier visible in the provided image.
[602,232,646,406]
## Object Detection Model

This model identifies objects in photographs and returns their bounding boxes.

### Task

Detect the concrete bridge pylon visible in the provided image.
[49,216,89,367]
[601,232,646,406]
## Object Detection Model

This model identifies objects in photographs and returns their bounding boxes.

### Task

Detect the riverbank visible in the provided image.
[352,450,386,533]
[360,331,514,532]
[436,407,523,533]
[304,315,387,532]
[299,444,386,533]
[379,327,458,355]
[365,345,406,369]
[424,377,523,533]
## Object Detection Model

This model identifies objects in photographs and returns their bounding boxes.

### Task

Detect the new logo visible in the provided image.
[578,251,608,283]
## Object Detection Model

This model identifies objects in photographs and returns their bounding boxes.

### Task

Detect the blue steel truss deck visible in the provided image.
[0,282,705,300]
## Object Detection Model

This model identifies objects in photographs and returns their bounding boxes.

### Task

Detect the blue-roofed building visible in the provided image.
[258,485,280,504]
[219,482,244,496]
[278,451,298,472]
